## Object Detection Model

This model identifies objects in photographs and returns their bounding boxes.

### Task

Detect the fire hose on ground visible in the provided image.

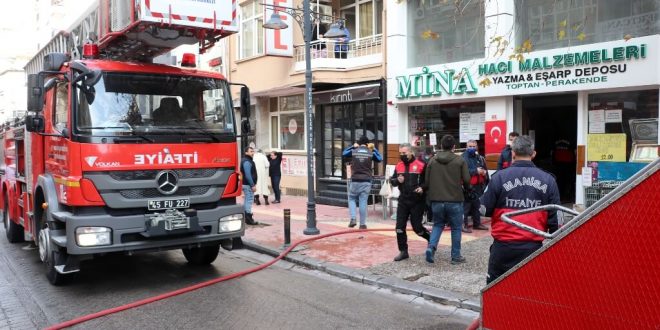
[46,214,494,330]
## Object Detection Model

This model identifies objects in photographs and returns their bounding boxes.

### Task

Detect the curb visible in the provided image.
[242,239,482,313]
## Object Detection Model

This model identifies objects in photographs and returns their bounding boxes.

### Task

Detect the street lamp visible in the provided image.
[262,2,345,235]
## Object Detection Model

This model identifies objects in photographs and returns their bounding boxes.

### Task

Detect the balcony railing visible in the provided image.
[293,34,383,70]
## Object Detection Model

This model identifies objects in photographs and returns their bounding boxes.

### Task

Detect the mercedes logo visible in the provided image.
[156,170,179,195]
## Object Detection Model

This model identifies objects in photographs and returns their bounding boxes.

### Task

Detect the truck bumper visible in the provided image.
[50,204,245,255]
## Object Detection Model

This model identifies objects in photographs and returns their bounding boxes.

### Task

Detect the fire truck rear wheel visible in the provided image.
[38,213,72,285]
[182,244,220,265]
[3,195,24,243]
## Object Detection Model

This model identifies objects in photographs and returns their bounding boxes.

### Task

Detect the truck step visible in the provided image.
[51,236,67,247]
[54,265,79,274]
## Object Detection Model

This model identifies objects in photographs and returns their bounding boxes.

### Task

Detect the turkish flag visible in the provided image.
[485,120,507,155]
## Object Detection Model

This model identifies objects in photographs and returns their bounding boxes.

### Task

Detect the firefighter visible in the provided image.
[497,131,520,170]
[461,139,489,232]
[390,143,430,261]
[481,135,560,284]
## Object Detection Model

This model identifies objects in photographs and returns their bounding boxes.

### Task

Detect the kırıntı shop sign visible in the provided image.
[395,35,659,100]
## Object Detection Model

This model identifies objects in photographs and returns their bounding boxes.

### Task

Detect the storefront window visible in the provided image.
[584,89,658,206]
[270,95,306,151]
[516,0,660,51]
[409,102,486,154]
[407,0,485,67]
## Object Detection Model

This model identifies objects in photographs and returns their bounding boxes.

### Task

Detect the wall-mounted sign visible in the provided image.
[313,84,380,105]
[393,35,658,101]
[264,0,293,57]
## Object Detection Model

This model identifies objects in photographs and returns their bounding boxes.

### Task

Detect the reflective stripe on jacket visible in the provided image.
[481,160,560,242]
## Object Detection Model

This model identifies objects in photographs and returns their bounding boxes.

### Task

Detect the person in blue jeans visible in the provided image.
[240,147,259,225]
[342,135,382,229]
[422,135,471,264]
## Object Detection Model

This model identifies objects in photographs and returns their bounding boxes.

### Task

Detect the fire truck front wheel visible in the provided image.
[3,195,24,243]
[38,214,73,285]
[182,244,220,265]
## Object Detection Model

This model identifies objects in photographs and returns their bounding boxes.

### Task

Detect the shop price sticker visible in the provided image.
[587,134,626,162]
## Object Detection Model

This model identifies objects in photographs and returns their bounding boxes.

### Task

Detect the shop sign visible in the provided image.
[281,155,314,176]
[394,35,658,100]
[264,0,294,57]
[395,67,477,99]
[480,44,646,90]
[313,84,380,105]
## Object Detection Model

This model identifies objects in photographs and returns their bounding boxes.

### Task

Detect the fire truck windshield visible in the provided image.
[74,72,235,140]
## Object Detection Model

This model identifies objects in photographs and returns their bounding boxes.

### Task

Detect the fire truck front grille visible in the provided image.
[119,186,212,199]
[109,168,218,181]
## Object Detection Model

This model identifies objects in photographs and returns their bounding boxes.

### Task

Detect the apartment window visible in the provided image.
[340,0,383,41]
[239,0,264,59]
[516,0,660,51]
[407,0,485,67]
[270,95,306,151]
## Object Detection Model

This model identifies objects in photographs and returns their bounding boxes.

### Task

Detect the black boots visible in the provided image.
[245,213,258,225]
[393,250,409,262]
[264,196,269,205]
[254,195,261,205]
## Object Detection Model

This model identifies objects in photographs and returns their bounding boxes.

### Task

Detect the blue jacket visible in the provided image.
[481,160,560,242]
[334,28,350,52]
[342,144,382,181]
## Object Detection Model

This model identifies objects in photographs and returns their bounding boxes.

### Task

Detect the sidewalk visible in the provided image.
[240,195,493,311]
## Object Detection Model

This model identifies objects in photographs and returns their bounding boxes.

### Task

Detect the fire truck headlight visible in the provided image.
[218,214,243,232]
[75,227,112,246]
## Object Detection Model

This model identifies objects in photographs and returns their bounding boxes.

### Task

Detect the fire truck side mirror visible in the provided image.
[240,86,250,118]
[25,115,44,133]
[27,74,45,112]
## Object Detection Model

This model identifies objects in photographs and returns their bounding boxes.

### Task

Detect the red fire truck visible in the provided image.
[0,0,249,285]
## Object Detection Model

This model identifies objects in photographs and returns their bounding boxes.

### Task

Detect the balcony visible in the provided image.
[293,34,383,72]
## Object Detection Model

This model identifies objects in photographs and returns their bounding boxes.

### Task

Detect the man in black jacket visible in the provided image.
[461,139,489,233]
[268,149,283,203]
[497,132,519,170]
[240,147,258,225]
[390,143,430,261]
[342,135,383,229]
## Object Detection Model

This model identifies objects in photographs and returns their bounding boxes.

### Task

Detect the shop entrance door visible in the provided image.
[521,93,577,202]
[321,101,385,178]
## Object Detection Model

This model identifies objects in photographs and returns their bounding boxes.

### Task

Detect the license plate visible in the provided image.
[148,198,190,211]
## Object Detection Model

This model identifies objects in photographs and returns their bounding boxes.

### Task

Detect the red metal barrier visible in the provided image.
[481,161,660,329]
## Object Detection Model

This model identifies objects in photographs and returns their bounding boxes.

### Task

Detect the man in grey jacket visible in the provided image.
[423,135,471,264]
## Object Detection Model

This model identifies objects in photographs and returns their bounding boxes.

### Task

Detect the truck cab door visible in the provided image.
[44,81,71,202]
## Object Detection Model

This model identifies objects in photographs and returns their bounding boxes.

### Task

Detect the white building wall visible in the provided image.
[0,71,26,122]
[385,0,407,144]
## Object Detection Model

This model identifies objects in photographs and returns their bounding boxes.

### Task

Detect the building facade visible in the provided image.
[222,0,387,204]
[387,0,659,206]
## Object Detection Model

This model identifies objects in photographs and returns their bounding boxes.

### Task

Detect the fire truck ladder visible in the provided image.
[480,158,660,329]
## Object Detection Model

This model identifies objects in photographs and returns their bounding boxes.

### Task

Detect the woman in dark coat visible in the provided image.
[268,150,283,203]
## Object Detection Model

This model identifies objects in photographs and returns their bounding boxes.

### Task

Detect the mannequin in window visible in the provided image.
[312,22,328,59]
